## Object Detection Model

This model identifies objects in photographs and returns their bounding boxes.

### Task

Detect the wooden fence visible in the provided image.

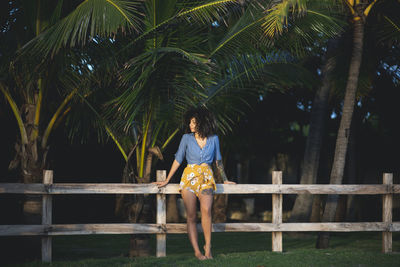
[0,170,399,263]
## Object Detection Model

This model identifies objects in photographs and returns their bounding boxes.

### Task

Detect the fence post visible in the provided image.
[382,173,393,253]
[156,170,167,257]
[272,171,282,252]
[42,170,53,263]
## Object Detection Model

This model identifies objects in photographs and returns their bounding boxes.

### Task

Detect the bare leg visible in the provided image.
[199,188,214,259]
[181,188,206,260]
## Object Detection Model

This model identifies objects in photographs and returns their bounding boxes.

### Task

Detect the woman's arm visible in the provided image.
[153,134,186,187]
[215,160,228,182]
[153,159,181,187]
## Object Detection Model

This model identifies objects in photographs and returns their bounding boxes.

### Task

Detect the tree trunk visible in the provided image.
[115,158,150,257]
[317,16,365,249]
[21,103,44,221]
[115,122,161,257]
[11,102,47,260]
[128,151,153,257]
[334,195,347,222]
[213,194,228,223]
[115,155,136,219]
[166,195,179,222]
[212,160,228,223]
[345,115,358,222]
[129,124,154,257]
[310,195,322,222]
[289,39,336,222]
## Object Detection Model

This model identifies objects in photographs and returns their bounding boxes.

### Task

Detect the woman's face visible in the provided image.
[189,117,197,133]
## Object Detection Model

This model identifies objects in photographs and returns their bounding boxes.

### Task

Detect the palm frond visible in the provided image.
[108,46,214,131]
[211,0,344,62]
[375,15,400,42]
[262,0,308,37]
[19,0,144,58]
[202,51,318,134]
[178,0,239,24]
[210,2,266,56]
[123,0,240,50]
[261,0,344,39]
[265,8,344,58]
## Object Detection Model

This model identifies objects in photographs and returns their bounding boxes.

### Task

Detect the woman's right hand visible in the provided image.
[152,180,169,188]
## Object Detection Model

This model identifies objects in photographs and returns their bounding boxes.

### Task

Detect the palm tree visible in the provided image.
[6,0,362,257]
[108,0,343,235]
[19,0,244,257]
[1,0,144,213]
[0,0,169,258]
[289,38,339,222]
[74,0,339,255]
[317,0,400,249]
[1,1,125,258]
[206,0,344,224]
[244,2,399,243]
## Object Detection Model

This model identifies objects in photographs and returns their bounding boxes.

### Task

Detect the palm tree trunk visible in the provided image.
[316,17,365,249]
[128,152,153,257]
[345,116,357,222]
[16,102,45,260]
[21,102,43,218]
[213,194,228,223]
[115,158,148,257]
[310,195,322,222]
[289,39,336,222]
[212,159,229,223]
[129,122,154,257]
[166,195,179,222]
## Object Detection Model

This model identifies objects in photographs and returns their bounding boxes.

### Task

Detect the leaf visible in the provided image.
[19,0,144,58]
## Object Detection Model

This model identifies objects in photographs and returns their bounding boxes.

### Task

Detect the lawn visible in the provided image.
[4,232,400,266]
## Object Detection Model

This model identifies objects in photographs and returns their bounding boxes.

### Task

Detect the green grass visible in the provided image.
[5,232,400,266]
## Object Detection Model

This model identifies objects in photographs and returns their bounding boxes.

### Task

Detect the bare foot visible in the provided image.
[203,245,213,259]
[195,251,207,260]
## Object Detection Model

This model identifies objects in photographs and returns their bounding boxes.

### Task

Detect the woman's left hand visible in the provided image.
[223,180,236,184]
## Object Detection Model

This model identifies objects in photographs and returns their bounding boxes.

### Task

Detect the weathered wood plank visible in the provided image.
[0,183,46,194]
[272,171,282,252]
[156,170,167,257]
[41,237,51,262]
[213,184,393,195]
[0,224,163,236]
[42,170,53,263]
[382,173,393,253]
[1,222,397,236]
[392,222,400,231]
[1,183,396,195]
[166,222,395,233]
[274,222,392,232]
[0,225,47,236]
[42,171,53,225]
[50,184,162,194]
[0,224,157,236]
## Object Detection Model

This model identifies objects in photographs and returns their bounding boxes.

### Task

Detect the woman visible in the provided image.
[153,107,235,260]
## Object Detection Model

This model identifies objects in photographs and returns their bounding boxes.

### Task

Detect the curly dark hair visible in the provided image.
[184,107,217,138]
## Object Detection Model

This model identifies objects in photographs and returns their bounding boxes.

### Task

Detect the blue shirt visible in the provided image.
[174,133,222,165]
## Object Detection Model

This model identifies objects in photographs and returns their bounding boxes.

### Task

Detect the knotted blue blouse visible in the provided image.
[174,133,222,165]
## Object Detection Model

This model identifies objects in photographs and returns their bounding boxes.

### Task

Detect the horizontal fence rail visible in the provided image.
[0,170,398,263]
[1,222,400,236]
[1,184,399,195]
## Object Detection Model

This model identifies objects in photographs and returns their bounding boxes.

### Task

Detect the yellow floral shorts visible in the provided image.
[179,164,216,197]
